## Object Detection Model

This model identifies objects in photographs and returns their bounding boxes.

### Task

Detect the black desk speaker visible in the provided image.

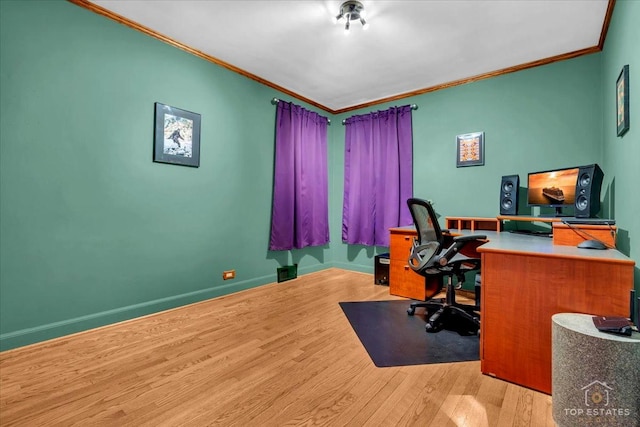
[574,164,604,218]
[499,175,519,215]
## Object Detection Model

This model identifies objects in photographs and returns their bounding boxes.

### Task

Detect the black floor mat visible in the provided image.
[339,300,480,367]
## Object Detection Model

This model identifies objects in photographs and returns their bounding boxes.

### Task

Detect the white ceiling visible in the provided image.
[86,0,610,113]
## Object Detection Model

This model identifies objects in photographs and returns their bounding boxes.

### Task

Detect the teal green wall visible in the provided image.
[1,0,637,351]
[0,0,331,350]
[601,0,640,294]
[330,54,604,271]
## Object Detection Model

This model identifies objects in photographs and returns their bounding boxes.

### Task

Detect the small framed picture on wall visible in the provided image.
[456,131,485,167]
[153,102,201,167]
[616,65,630,137]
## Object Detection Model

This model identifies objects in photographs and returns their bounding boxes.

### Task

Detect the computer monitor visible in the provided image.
[527,166,580,216]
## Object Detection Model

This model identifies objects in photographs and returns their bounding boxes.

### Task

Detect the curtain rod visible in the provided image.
[341,104,418,125]
[271,98,331,125]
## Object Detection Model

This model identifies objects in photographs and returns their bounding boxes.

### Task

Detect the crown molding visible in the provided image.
[68,0,614,115]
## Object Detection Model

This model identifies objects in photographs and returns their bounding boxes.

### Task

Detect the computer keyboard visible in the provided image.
[561,217,616,225]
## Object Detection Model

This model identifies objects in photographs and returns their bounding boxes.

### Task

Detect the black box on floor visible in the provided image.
[374,253,390,286]
[277,264,297,283]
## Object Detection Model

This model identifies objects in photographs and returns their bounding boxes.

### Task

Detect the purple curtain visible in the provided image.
[269,101,329,251]
[342,105,413,247]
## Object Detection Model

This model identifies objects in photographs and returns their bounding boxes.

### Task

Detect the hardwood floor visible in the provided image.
[0,268,555,426]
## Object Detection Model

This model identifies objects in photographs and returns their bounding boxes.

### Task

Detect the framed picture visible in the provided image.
[616,65,630,137]
[456,131,484,167]
[153,102,201,167]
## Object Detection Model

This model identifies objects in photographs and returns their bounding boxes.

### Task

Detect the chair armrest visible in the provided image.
[408,240,440,272]
[438,234,486,266]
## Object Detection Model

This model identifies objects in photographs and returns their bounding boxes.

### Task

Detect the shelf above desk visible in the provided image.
[445,216,502,232]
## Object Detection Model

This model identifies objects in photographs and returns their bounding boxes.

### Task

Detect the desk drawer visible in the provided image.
[389,232,415,260]
[390,262,426,300]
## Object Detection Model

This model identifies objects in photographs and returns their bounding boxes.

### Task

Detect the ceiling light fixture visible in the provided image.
[334,1,369,35]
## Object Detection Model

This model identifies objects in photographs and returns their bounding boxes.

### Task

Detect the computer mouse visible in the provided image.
[577,239,608,250]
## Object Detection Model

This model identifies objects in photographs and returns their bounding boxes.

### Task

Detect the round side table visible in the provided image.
[552,313,639,427]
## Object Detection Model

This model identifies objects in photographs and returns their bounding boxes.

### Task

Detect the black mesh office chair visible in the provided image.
[405,198,486,334]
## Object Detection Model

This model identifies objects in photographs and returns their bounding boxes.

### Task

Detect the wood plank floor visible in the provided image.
[0,268,555,426]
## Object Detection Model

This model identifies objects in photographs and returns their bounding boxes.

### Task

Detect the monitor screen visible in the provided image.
[527,167,579,211]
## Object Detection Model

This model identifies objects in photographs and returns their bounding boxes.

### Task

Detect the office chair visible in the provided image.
[405,198,486,334]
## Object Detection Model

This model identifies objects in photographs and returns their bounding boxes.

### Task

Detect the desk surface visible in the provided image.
[391,226,634,265]
[476,230,634,264]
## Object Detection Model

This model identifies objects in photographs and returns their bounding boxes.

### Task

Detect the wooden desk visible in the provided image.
[388,226,635,395]
[477,231,634,395]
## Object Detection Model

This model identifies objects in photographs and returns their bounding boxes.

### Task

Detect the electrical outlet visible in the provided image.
[222,270,235,280]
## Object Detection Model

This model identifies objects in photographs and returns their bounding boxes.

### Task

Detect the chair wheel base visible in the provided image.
[425,323,441,333]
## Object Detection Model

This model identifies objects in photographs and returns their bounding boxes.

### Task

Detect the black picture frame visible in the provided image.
[456,131,485,167]
[616,65,630,137]
[153,102,201,167]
